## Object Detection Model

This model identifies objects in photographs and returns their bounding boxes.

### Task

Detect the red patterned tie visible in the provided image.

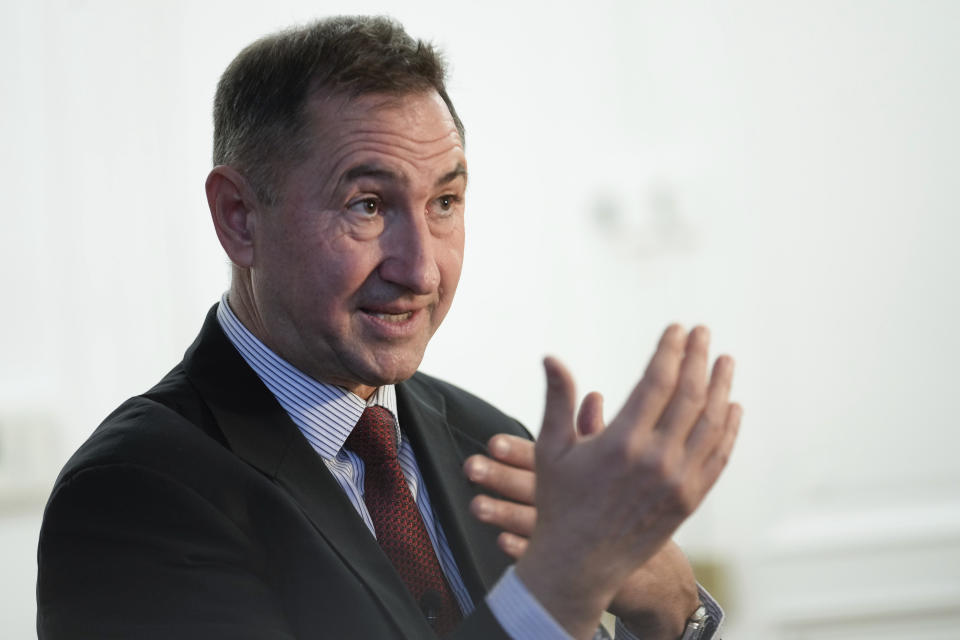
[345,406,461,636]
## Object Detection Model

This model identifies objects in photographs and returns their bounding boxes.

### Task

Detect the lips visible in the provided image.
[357,306,426,340]
[359,303,423,326]
[363,310,413,323]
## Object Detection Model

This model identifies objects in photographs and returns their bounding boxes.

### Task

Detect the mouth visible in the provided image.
[362,310,414,323]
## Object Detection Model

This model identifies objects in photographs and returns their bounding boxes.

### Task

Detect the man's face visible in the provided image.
[247,90,466,397]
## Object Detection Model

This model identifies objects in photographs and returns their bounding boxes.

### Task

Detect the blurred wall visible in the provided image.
[2,1,958,637]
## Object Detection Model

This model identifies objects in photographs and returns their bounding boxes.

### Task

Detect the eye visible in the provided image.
[431,194,461,217]
[347,196,381,217]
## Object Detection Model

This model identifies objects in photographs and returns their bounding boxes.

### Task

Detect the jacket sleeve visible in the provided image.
[37,462,296,640]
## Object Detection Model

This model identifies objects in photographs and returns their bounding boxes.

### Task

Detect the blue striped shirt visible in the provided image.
[216,295,573,639]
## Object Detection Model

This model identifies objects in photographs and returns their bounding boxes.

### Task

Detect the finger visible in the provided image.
[488,434,535,471]
[470,495,537,537]
[538,356,578,459]
[463,454,535,503]
[656,325,710,438]
[611,324,687,436]
[576,392,605,436]
[685,355,735,456]
[701,402,742,486]
[497,532,530,559]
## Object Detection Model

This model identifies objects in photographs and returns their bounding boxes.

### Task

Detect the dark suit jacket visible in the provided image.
[37,306,529,639]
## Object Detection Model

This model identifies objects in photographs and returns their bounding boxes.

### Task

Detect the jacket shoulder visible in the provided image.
[404,371,533,441]
[54,364,227,488]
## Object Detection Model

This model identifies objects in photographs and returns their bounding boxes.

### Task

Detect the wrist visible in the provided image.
[514,551,613,640]
[612,595,701,640]
[614,583,699,640]
[618,613,685,640]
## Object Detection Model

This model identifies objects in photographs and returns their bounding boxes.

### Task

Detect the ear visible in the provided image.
[206,165,260,268]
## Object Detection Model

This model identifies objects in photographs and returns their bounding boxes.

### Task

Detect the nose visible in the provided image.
[378,211,441,295]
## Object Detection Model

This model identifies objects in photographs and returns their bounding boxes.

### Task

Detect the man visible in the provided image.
[37,16,740,640]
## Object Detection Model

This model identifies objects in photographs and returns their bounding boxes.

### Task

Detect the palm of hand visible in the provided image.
[465,326,740,639]
[527,327,737,607]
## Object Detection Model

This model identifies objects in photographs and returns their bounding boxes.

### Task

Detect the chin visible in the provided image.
[363,351,426,386]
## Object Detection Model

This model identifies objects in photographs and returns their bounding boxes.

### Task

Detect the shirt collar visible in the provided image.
[215,293,399,460]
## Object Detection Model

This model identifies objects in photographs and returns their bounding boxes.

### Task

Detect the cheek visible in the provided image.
[438,238,465,300]
[319,234,386,291]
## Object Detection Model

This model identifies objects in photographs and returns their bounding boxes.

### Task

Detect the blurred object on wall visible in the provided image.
[756,503,960,639]
[689,555,732,615]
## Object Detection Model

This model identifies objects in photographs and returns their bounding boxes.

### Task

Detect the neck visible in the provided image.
[225,277,378,400]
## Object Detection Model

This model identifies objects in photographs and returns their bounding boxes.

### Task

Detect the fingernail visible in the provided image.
[472,497,491,520]
[490,437,510,457]
[466,458,487,480]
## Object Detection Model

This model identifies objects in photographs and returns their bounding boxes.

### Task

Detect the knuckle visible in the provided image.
[715,450,731,469]
[652,455,674,479]
[696,410,726,442]
[636,444,673,479]
[701,413,723,437]
[645,369,676,397]
[729,402,744,426]
[663,472,685,499]
[664,474,698,513]
[618,431,653,460]
[678,377,706,406]
[509,507,535,532]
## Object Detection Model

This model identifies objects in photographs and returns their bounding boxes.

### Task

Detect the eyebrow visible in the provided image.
[341,164,400,185]
[339,162,468,189]
[436,163,468,188]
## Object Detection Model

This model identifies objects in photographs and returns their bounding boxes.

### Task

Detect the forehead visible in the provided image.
[301,90,465,181]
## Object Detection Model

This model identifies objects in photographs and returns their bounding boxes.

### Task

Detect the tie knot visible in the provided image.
[345,405,398,464]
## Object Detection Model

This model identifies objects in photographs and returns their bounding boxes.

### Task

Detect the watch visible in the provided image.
[678,604,716,640]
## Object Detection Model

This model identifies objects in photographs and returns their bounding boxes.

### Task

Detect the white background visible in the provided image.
[2,1,959,637]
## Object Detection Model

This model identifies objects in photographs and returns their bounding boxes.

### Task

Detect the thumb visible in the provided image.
[537,356,577,460]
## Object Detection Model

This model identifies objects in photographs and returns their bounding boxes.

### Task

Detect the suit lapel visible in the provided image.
[181,306,435,638]
[397,376,513,602]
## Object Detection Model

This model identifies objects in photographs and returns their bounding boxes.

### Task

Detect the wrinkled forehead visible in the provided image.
[276,89,465,198]
[305,90,464,167]
[306,89,463,146]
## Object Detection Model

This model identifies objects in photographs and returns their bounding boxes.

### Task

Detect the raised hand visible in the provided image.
[476,325,740,639]
[465,433,700,639]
